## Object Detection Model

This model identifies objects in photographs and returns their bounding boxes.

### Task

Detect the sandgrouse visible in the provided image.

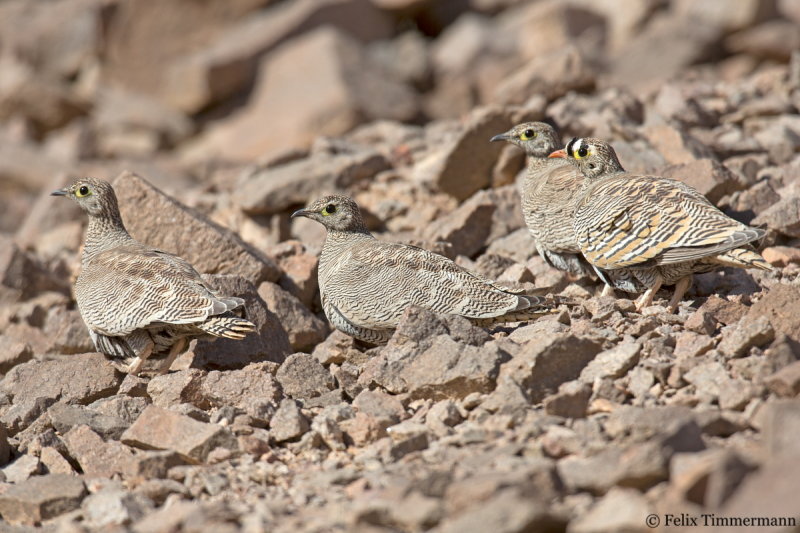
[550,138,771,312]
[52,178,256,375]
[491,122,594,277]
[293,195,560,344]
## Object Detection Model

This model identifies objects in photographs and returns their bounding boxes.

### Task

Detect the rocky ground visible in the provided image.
[2,0,800,531]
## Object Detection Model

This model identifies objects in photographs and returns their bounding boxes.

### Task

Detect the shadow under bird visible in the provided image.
[52,178,256,375]
[549,137,771,312]
[292,195,563,344]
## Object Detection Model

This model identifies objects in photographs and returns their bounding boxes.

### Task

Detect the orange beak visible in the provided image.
[548,149,567,159]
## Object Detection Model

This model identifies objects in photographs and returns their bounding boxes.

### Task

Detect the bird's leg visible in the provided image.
[157,337,188,376]
[667,276,692,313]
[600,284,616,298]
[635,275,663,312]
[127,343,153,376]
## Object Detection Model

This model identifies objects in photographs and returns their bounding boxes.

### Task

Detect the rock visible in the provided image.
[162,0,394,114]
[275,353,334,400]
[684,308,718,335]
[501,334,604,403]
[643,126,716,166]
[272,245,319,307]
[748,285,800,343]
[425,399,464,436]
[579,342,641,383]
[190,275,291,369]
[727,20,800,62]
[313,330,364,365]
[83,488,153,528]
[235,146,390,216]
[608,13,722,94]
[269,399,309,443]
[493,45,595,105]
[659,158,744,204]
[1,454,41,484]
[48,403,130,440]
[415,107,511,202]
[673,0,778,32]
[762,246,800,267]
[765,360,800,398]
[63,425,137,479]
[258,282,329,352]
[543,380,592,418]
[422,191,496,258]
[698,295,748,326]
[0,353,120,434]
[568,487,651,533]
[188,27,418,162]
[112,171,280,285]
[369,335,511,401]
[437,487,563,533]
[0,235,68,303]
[201,363,282,419]
[121,405,238,463]
[39,446,74,475]
[353,390,407,424]
[752,196,800,238]
[673,331,715,359]
[0,474,85,524]
[718,315,775,357]
[763,399,800,458]
[41,307,94,355]
[147,370,207,409]
[0,336,32,374]
[670,449,753,508]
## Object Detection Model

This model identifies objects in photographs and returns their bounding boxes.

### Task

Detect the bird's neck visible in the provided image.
[82,213,134,264]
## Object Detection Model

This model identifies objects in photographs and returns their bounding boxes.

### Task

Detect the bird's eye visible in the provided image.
[577,146,588,158]
[520,129,536,141]
[322,204,336,216]
[76,185,91,198]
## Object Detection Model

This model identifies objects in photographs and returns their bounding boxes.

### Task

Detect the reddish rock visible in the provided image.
[121,405,238,463]
[659,159,745,204]
[748,285,800,343]
[112,171,280,285]
[0,474,86,524]
[718,315,775,357]
[275,353,334,400]
[257,282,329,352]
[762,246,800,267]
[765,361,800,398]
[201,363,282,418]
[63,425,137,479]
[269,399,309,443]
[644,126,716,166]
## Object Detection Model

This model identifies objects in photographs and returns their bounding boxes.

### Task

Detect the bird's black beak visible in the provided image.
[50,188,69,197]
[490,133,510,143]
[291,208,310,219]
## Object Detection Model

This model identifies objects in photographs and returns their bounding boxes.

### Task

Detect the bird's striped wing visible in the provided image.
[323,241,525,330]
[76,245,226,336]
[577,176,761,269]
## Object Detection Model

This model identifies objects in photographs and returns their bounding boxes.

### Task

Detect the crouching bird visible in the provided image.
[52,178,255,374]
[550,138,771,312]
[292,195,564,344]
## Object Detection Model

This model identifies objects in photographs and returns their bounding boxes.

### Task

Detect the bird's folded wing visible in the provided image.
[326,241,522,328]
[579,176,760,269]
[77,246,220,336]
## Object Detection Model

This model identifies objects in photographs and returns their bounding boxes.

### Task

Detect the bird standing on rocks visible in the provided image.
[52,178,256,375]
[293,195,562,344]
[550,138,771,312]
[491,122,594,277]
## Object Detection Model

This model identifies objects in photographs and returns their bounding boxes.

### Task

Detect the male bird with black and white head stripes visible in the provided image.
[52,178,256,375]
[490,122,594,277]
[550,137,771,312]
[293,195,565,344]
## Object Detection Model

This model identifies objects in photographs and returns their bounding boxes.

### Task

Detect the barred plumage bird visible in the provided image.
[490,122,593,276]
[52,178,256,374]
[550,138,771,312]
[292,195,561,344]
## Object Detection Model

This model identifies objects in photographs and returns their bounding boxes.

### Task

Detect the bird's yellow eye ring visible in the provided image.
[76,185,91,198]
[519,129,536,141]
[322,204,336,216]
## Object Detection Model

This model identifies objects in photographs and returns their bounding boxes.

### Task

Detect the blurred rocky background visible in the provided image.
[1,0,800,530]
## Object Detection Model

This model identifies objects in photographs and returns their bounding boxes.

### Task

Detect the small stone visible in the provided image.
[121,405,238,463]
[63,425,137,479]
[718,315,775,357]
[568,487,651,533]
[0,474,86,524]
[83,488,153,527]
[765,360,800,397]
[579,342,641,383]
[543,381,592,419]
[762,246,800,267]
[39,447,74,475]
[0,454,41,484]
[673,331,715,358]
[269,399,309,443]
[275,353,334,400]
